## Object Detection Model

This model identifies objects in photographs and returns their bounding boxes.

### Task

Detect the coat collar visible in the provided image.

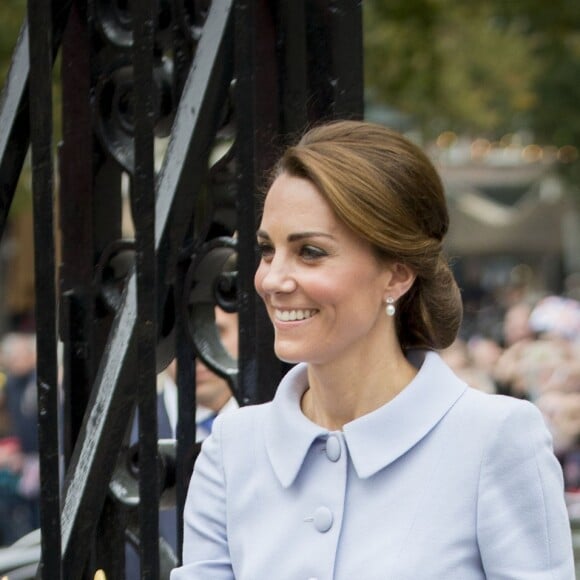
[264,351,467,488]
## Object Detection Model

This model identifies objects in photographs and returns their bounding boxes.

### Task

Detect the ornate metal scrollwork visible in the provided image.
[93,239,136,316]
[109,439,177,511]
[91,0,237,380]
[174,0,211,42]
[94,0,174,48]
[183,236,239,397]
[92,0,196,173]
[109,438,180,575]
[94,56,176,172]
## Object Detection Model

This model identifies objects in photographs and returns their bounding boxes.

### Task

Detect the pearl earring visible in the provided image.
[385,297,396,317]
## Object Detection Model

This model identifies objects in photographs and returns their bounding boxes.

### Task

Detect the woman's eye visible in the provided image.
[257,242,274,260]
[300,245,327,260]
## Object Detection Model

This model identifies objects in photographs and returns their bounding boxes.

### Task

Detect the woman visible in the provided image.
[171,121,574,579]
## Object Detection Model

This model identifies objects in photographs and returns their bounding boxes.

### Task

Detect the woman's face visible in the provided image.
[254,173,394,366]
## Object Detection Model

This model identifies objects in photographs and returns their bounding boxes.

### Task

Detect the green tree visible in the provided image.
[492,0,580,148]
[364,0,541,138]
[364,0,580,183]
[0,0,26,87]
[0,1,31,217]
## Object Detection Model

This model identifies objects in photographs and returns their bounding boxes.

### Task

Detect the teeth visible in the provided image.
[275,309,317,322]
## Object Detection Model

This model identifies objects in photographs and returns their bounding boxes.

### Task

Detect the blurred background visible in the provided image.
[1,0,580,551]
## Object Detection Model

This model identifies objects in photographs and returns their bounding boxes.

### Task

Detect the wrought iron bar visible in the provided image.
[131,0,161,576]
[234,0,285,408]
[174,259,196,563]
[59,0,99,468]
[61,275,138,578]
[304,0,363,121]
[277,0,309,141]
[325,0,364,118]
[27,0,62,577]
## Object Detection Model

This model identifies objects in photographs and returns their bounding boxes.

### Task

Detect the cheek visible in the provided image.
[317,271,382,310]
[309,281,336,301]
[317,265,362,292]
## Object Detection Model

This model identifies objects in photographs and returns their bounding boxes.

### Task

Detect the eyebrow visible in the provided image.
[256,230,335,242]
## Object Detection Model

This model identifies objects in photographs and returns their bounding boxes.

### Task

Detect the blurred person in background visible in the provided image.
[495,296,580,403]
[0,333,39,545]
[466,335,503,379]
[494,297,539,396]
[154,306,239,444]
[564,271,580,303]
[0,372,11,439]
[192,307,239,441]
[439,338,497,394]
[502,299,536,348]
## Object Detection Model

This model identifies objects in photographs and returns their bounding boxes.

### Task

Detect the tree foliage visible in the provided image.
[0,1,30,216]
[0,0,26,87]
[495,0,580,149]
[364,0,580,152]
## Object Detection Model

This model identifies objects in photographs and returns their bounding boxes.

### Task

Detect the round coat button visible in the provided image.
[313,506,333,533]
[325,435,341,462]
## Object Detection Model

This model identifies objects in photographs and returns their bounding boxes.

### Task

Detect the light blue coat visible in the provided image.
[171,351,575,579]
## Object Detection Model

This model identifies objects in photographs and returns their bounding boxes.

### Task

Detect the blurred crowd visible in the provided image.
[0,332,40,546]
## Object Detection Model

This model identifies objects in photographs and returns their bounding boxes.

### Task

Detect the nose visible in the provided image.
[256,254,297,295]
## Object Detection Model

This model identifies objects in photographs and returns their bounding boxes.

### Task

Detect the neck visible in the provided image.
[301,346,417,431]
[205,391,232,414]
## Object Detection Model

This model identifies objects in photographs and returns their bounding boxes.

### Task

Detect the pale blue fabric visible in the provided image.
[171,351,574,580]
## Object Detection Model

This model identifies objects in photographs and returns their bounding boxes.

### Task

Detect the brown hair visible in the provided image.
[270,120,462,350]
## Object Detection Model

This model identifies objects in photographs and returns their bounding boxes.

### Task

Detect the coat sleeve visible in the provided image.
[477,399,575,579]
[170,414,234,580]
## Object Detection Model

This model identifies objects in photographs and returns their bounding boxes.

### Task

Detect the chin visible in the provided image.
[274,344,311,365]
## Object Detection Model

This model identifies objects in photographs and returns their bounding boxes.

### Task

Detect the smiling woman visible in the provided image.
[171,121,574,580]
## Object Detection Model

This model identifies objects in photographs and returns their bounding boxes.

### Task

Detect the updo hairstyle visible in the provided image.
[271,120,463,351]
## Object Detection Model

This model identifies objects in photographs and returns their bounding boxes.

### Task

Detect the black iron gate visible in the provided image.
[0,0,363,577]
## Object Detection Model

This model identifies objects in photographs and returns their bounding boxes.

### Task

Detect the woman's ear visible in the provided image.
[384,263,416,302]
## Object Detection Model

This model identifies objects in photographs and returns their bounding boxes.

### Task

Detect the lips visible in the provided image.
[274,308,318,322]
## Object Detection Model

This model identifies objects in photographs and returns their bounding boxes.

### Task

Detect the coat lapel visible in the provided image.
[264,351,468,487]
[343,351,467,479]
